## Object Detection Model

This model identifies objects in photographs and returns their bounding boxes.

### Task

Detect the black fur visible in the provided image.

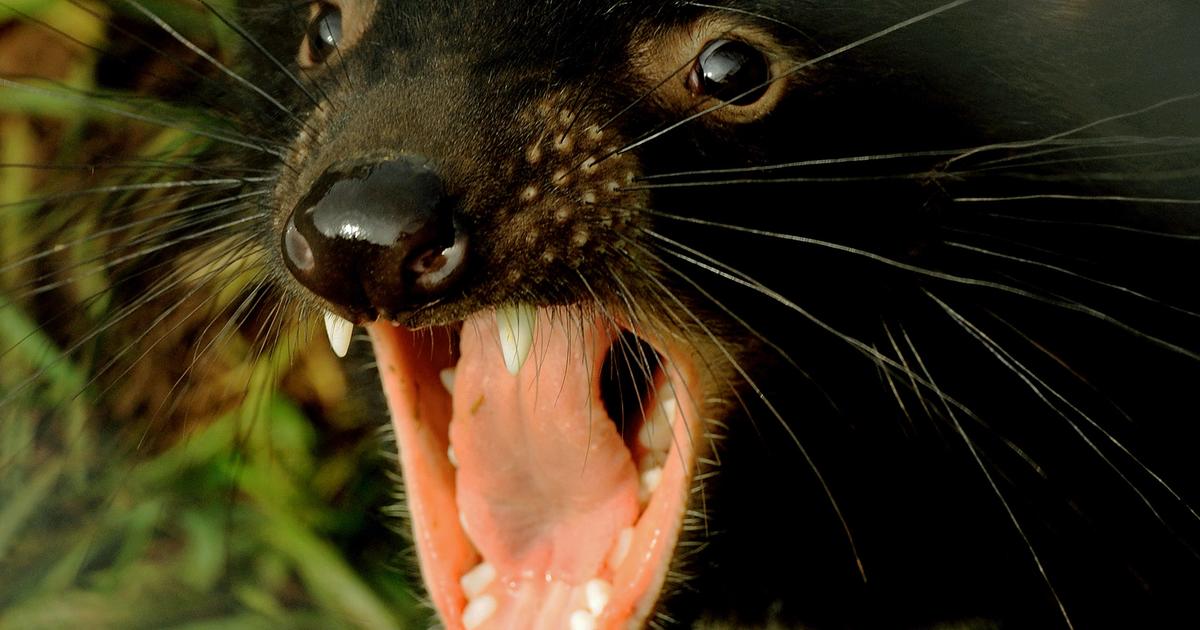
[7,1,1200,627]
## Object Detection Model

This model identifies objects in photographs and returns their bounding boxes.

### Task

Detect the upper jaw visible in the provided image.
[355,305,709,629]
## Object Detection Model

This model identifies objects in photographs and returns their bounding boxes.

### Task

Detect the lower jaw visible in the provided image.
[367,308,705,629]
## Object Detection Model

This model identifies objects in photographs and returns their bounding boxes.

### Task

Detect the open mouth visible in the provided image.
[349,306,704,629]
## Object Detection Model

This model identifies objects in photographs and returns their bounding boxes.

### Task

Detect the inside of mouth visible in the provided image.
[601,331,664,447]
[368,309,701,630]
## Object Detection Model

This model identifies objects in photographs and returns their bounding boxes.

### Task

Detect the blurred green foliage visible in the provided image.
[0,2,426,627]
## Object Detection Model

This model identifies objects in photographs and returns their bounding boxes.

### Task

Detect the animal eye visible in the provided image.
[305,3,343,65]
[685,39,770,106]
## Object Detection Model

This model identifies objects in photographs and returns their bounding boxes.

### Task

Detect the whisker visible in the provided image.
[622,172,928,191]
[928,292,1200,532]
[0,159,275,176]
[615,0,980,155]
[57,0,298,139]
[639,227,832,386]
[879,320,923,427]
[597,40,707,134]
[123,0,312,133]
[943,240,1200,321]
[637,148,961,180]
[196,0,326,111]
[981,213,1200,242]
[100,260,274,443]
[623,238,867,581]
[0,176,263,211]
[900,299,1074,629]
[968,136,1200,171]
[601,255,745,501]
[954,193,1200,205]
[642,206,1200,361]
[1,232,263,410]
[947,92,1200,167]
[0,189,268,277]
[6,204,264,300]
[0,78,286,156]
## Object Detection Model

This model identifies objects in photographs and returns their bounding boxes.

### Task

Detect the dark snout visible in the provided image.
[282,155,469,321]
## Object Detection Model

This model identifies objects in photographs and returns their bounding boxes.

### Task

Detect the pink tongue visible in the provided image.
[449,310,639,583]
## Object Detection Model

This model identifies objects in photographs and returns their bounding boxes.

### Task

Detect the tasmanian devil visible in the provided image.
[3,0,1200,628]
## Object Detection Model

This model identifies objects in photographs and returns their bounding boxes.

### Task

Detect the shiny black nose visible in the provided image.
[281,156,469,320]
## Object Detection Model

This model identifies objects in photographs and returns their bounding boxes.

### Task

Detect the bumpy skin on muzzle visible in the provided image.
[282,155,469,320]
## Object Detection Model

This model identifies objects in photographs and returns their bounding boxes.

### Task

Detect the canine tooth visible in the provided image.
[440,367,457,393]
[462,594,497,629]
[639,467,663,502]
[584,579,612,616]
[460,562,496,599]
[496,304,536,375]
[448,444,459,467]
[607,527,633,569]
[323,311,353,358]
[569,610,596,630]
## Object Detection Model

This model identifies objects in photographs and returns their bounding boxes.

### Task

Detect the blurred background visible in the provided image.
[0,2,426,627]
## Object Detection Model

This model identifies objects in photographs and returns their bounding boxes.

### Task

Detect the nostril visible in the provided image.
[410,230,469,297]
[284,214,315,272]
[279,155,469,318]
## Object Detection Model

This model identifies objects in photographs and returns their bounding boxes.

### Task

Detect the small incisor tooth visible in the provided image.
[462,594,497,629]
[585,578,612,616]
[569,610,596,630]
[607,527,633,570]
[459,562,496,599]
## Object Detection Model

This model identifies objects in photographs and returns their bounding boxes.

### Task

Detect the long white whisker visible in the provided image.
[900,301,1074,629]
[615,0,981,155]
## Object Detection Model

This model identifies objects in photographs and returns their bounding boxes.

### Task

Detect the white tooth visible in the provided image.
[639,452,662,471]
[496,304,536,375]
[440,367,457,393]
[639,467,663,502]
[462,594,497,629]
[569,610,596,630]
[448,444,459,467]
[323,311,353,358]
[459,562,496,599]
[584,579,612,616]
[636,397,676,452]
[607,527,633,570]
[659,396,678,424]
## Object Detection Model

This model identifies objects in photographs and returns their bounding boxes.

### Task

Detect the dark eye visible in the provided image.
[685,39,770,106]
[306,3,343,65]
